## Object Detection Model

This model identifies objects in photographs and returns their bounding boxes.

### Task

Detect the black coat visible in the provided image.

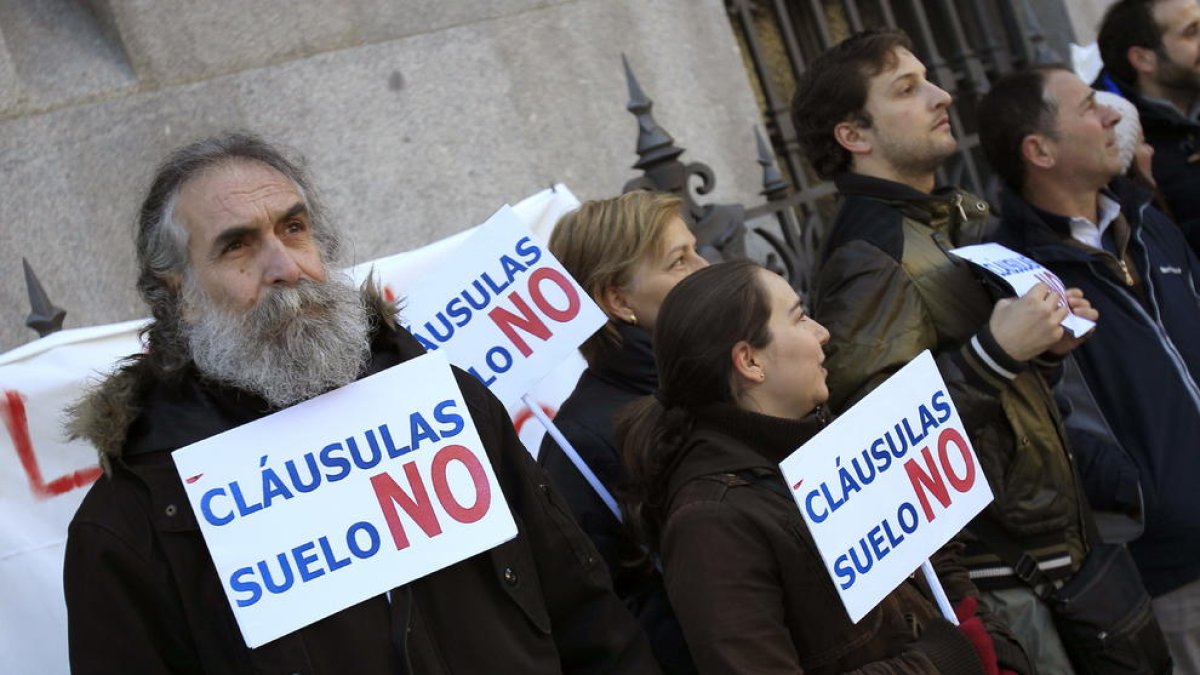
[64,310,661,674]
[539,323,695,674]
[993,180,1200,596]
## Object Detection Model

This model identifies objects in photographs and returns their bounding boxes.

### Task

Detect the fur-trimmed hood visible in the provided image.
[67,282,398,470]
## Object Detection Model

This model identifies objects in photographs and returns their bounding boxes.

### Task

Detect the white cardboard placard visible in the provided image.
[950,242,1096,337]
[173,352,516,648]
[399,205,607,408]
[779,351,993,623]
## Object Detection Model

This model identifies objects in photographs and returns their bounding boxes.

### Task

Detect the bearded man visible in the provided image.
[62,133,659,674]
[1098,0,1200,253]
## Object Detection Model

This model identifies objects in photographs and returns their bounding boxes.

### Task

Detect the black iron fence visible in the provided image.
[623,0,1066,298]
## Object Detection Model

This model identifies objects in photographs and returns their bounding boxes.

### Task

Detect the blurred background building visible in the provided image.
[1,0,1114,351]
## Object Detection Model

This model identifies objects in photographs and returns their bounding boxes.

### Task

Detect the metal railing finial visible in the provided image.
[622,54,683,170]
[23,258,66,337]
[755,126,790,201]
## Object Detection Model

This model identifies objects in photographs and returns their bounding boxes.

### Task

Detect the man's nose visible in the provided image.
[931,83,953,108]
[1103,105,1122,128]
[262,236,304,285]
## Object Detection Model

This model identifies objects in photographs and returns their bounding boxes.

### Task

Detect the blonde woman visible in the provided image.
[540,191,707,674]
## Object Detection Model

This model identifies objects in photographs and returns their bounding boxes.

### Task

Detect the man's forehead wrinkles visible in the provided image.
[209,182,299,221]
[225,180,297,203]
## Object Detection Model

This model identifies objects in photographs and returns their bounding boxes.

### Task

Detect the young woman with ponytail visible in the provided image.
[618,260,1031,675]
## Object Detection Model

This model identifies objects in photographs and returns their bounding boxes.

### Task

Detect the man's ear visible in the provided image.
[730,340,763,384]
[1021,132,1056,171]
[600,286,634,324]
[834,118,872,157]
[1128,45,1158,79]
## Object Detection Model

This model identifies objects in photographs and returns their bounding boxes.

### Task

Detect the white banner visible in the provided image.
[950,242,1096,337]
[0,185,586,673]
[174,352,516,647]
[779,351,993,623]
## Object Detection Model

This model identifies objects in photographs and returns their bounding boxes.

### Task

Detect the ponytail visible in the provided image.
[617,396,695,557]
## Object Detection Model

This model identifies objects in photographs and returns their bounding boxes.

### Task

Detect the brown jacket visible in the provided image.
[814,173,1089,585]
[63,293,660,674]
[656,403,1029,675]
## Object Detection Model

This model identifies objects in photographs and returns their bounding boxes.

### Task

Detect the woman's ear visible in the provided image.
[730,340,764,385]
[600,286,636,324]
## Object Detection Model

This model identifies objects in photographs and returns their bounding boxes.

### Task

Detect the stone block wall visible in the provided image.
[1,0,764,351]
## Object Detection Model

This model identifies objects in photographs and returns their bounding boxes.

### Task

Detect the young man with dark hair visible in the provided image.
[795,29,1097,674]
[980,65,1200,671]
[1097,0,1200,252]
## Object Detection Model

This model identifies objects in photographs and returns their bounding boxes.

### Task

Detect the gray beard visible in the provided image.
[183,272,372,408]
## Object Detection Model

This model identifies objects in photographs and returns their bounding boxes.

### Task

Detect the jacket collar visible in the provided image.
[666,402,827,502]
[995,178,1150,263]
[1103,72,1200,133]
[834,172,990,230]
[589,322,658,395]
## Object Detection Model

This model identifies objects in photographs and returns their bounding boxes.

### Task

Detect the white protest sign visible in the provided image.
[400,205,607,408]
[779,351,993,623]
[950,243,1096,337]
[172,352,516,648]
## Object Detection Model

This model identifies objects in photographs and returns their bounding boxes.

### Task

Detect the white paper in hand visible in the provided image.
[949,243,1096,337]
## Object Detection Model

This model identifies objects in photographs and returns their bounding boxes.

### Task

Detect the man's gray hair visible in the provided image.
[135,132,342,373]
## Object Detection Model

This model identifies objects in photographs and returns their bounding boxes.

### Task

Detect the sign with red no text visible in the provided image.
[400,205,607,408]
[173,351,517,648]
[779,351,993,623]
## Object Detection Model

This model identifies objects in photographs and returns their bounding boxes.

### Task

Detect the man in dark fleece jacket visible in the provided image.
[1096,0,1200,253]
[62,132,660,674]
[980,65,1200,673]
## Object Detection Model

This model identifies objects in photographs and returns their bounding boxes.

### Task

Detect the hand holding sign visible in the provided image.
[951,243,1097,341]
[989,283,1074,361]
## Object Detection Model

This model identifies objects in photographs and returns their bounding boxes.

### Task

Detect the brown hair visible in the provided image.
[549,191,683,364]
[618,260,774,555]
[792,29,913,179]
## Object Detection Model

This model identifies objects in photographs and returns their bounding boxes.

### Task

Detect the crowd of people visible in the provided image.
[62,1,1200,673]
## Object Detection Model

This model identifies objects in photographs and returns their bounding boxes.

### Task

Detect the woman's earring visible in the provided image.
[629,313,637,325]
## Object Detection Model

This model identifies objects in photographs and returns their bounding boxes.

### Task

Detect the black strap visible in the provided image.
[733,467,792,500]
[967,515,1057,598]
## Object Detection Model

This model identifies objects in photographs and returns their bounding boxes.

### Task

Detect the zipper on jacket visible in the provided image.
[1088,220,1200,411]
[951,193,968,224]
[1116,259,1134,286]
[1132,221,1200,407]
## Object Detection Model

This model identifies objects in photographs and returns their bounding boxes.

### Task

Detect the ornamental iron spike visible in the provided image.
[23,258,66,337]
[755,126,790,201]
[622,54,683,170]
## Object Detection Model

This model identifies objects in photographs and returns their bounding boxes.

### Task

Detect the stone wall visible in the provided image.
[0,0,764,351]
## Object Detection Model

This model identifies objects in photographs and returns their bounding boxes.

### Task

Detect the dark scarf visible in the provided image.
[590,321,658,395]
[692,401,829,465]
